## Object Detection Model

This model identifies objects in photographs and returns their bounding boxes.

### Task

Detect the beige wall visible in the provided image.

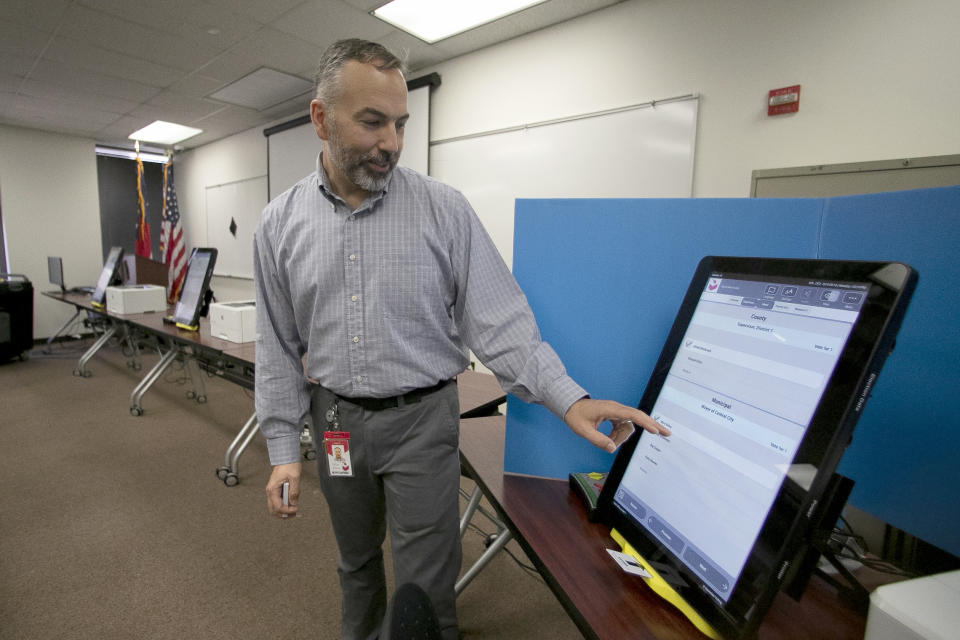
[424,0,960,198]
[176,126,267,303]
[0,125,102,339]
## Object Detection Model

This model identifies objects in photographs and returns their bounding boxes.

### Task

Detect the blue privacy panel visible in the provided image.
[505,198,823,480]
[822,186,960,558]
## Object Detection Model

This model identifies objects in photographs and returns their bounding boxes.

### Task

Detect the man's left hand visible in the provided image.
[563,398,670,453]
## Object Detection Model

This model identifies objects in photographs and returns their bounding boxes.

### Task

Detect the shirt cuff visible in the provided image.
[542,375,589,421]
[265,433,302,466]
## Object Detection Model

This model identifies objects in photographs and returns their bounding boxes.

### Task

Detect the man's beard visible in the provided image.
[326,119,399,193]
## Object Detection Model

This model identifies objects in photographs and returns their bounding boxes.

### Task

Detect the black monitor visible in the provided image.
[171,248,217,330]
[47,256,65,293]
[597,256,917,639]
[90,247,125,308]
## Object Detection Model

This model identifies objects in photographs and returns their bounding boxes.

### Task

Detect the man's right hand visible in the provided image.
[266,462,301,518]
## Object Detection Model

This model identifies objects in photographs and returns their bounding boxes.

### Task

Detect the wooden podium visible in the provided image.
[123,255,168,290]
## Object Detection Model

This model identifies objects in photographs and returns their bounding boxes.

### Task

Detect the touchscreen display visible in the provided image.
[92,246,124,305]
[612,273,868,602]
[172,250,213,326]
[48,257,65,290]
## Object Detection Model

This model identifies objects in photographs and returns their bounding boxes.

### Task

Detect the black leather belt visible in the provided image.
[336,379,455,411]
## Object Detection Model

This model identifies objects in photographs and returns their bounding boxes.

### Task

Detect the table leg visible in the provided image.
[129,346,179,416]
[217,412,259,487]
[44,308,81,354]
[456,526,514,595]
[73,324,117,377]
[183,356,207,404]
[456,480,515,596]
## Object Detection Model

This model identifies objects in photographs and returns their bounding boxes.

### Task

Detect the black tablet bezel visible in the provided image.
[47,256,65,292]
[596,256,916,639]
[90,246,124,307]
[171,247,218,330]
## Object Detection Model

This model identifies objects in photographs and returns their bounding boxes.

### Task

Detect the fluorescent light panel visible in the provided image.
[373,0,548,43]
[128,120,203,145]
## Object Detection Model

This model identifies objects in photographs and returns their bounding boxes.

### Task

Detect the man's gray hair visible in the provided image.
[314,38,406,106]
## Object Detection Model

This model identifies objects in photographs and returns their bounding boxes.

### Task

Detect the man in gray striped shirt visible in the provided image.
[255,39,668,640]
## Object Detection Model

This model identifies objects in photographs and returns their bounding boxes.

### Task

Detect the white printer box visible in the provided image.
[105,284,167,314]
[209,300,256,343]
[866,569,960,640]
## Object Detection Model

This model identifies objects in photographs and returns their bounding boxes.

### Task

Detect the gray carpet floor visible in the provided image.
[0,339,582,639]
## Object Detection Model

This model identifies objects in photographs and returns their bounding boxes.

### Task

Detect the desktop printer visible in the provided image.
[105,284,167,314]
[208,300,256,343]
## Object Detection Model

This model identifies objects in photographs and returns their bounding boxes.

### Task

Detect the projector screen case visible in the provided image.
[596,256,917,639]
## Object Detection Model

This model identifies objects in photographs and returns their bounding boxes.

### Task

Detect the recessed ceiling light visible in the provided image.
[128,120,203,145]
[372,0,548,44]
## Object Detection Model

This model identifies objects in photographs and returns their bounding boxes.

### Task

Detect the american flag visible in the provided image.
[160,161,187,304]
[134,153,152,258]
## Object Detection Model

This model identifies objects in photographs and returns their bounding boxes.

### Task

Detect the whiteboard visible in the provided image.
[267,121,321,201]
[267,84,432,201]
[205,175,267,279]
[430,97,699,268]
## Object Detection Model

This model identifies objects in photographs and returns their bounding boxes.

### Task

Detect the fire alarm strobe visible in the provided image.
[768,85,800,116]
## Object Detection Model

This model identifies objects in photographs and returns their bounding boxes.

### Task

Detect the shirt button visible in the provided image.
[352,336,360,343]
[351,295,358,302]
[349,254,356,261]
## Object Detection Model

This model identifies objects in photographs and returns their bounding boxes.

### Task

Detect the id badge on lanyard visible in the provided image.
[324,400,353,477]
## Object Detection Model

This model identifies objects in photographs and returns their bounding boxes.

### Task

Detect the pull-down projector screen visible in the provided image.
[266,78,435,201]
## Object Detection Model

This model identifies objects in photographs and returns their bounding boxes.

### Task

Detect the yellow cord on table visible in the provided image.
[611,529,721,639]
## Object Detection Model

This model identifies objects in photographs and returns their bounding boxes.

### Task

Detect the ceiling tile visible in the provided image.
[174,7,264,49]
[167,73,228,99]
[0,90,15,115]
[136,91,228,123]
[95,113,164,146]
[193,51,262,85]
[270,0,393,47]
[0,73,24,94]
[77,0,265,49]
[258,93,312,121]
[194,104,266,130]
[6,92,123,130]
[176,129,227,148]
[208,67,312,111]
[58,4,222,72]
[377,31,449,72]
[341,0,383,11]
[30,59,161,102]
[204,0,308,25]
[231,27,323,76]
[76,0,197,33]
[16,78,140,114]
[0,0,73,32]
[0,52,37,77]
[0,18,54,58]
[42,35,184,87]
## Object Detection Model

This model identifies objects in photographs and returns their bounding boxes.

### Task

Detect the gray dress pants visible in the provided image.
[310,383,462,640]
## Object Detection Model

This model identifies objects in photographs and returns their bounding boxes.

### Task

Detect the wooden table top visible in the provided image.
[459,415,874,640]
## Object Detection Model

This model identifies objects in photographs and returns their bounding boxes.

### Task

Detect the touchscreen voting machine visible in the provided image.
[597,256,917,639]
